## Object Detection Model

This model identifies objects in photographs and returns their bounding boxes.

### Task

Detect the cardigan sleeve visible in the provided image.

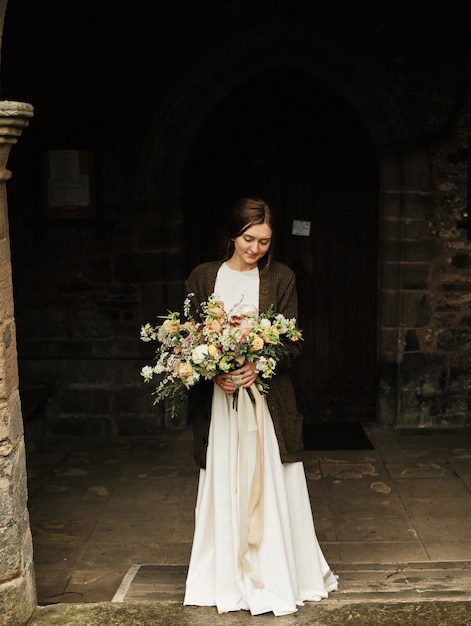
[184,261,221,320]
[270,263,304,372]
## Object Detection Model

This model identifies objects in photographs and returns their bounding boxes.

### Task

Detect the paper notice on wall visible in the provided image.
[292,220,311,236]
[48,175,90,207]
[49,150,80,178]
[47,150,90,207]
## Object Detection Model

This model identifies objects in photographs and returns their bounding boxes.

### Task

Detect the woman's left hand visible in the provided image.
[215,362,258,393]
[233,362,257,388]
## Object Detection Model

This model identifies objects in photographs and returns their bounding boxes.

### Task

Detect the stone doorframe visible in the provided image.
[141,16,433,430]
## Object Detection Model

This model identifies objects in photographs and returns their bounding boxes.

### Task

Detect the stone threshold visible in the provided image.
[112,561,471,604]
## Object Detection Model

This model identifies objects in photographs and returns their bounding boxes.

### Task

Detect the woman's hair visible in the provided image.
[219,197,276,270]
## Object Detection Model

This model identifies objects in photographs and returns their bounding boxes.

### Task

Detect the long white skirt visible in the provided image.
[183,384,338,616]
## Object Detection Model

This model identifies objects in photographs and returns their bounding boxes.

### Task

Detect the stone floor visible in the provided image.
[25,423,471,623]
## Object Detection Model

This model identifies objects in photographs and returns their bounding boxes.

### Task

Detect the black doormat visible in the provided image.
[303,422,374,450]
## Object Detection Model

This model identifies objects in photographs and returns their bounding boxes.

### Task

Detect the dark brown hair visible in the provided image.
[219,197,275,270]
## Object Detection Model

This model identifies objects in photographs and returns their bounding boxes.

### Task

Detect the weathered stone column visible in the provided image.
[0,101,35,626]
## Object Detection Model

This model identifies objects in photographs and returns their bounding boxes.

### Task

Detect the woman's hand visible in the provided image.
[214,362,258,394]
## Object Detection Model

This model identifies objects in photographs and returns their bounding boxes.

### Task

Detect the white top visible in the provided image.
[214,262,259,316]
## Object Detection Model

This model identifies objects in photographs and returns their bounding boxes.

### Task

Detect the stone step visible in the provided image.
[111,561,471,605]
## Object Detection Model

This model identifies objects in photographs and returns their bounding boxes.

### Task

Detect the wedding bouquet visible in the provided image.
[140,293,302,416]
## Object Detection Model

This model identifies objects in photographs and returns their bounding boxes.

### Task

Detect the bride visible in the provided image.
[183,197,338,616]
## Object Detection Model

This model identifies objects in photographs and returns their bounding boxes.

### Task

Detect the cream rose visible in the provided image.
[192,344,209,364]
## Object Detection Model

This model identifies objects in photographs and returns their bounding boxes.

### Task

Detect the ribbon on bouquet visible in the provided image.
[231,377,265,589]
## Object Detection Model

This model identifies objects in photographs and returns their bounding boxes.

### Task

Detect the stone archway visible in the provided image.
[141,15,433,428]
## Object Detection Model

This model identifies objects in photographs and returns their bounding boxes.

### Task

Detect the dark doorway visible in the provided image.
[183,68,378,422]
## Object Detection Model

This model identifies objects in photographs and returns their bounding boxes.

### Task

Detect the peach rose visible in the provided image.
[178,362,193,379]
[207,319,222,333]
[163,319,180,333]
[263,325,280,344]
[290,330,303,342]
[207,302,225,318]
[251,335,264,351]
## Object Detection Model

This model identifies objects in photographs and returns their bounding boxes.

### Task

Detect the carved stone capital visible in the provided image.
[0,101,34,180]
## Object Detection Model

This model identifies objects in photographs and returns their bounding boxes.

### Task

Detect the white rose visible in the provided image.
[260,318,271,329]
[192,344,209,364]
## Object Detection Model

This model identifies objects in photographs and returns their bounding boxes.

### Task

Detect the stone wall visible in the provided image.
[398,62,471,427]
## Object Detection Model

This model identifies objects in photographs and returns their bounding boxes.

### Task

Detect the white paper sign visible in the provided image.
[292,220,311,236]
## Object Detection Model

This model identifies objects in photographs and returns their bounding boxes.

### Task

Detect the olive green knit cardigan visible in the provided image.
[184,259,304,468]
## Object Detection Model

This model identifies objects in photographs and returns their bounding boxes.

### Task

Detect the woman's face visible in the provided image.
[232,222,272,270]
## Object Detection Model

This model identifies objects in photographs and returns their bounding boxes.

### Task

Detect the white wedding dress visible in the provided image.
[183,263,338,616]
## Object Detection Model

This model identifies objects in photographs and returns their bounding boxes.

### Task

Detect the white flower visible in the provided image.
[183,293,194,318]
[259,318,271,329]
[154,361,167,374]
[184,370,201,388]
[255,356,277,378]
[140,323,157,342]
[140,365,155,381]
[192,343,209,364]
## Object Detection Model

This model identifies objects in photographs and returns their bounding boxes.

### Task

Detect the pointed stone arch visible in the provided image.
[144,16,430,191]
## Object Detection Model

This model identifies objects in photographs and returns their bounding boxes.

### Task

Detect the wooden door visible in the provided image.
[280,192,378,422]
